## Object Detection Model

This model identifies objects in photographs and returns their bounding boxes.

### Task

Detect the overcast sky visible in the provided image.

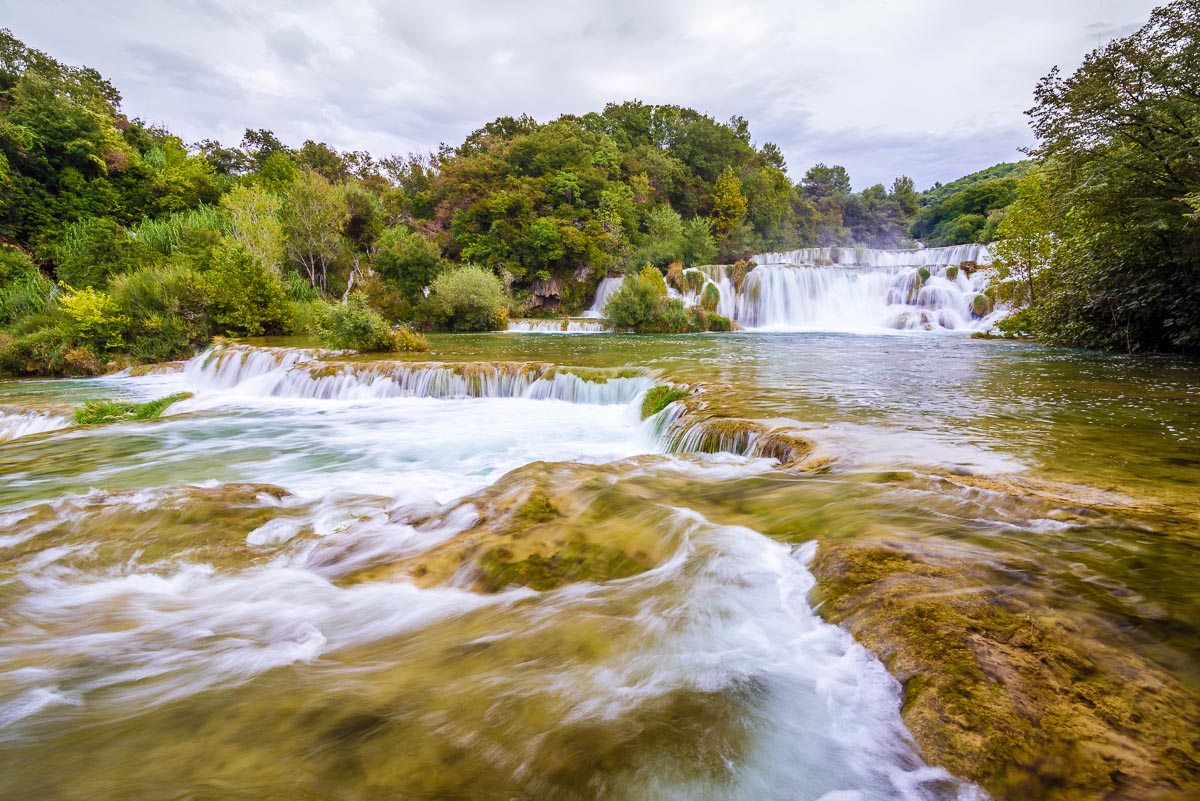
[5,0,1161,189]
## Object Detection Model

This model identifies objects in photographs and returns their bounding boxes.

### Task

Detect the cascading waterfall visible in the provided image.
[583,276,624,317]
[755,243,992,268]
[583,245,1005,332]
[738,244,1000,332]
[0,409,72,444]
[184,344,651,405]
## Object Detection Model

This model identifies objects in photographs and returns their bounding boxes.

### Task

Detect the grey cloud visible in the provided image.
[3,0,1164,185]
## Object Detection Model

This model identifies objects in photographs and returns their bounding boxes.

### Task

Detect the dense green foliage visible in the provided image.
[911,163,1027,246]
[605,267,729,333]
[426,264,508,332]
[2,5,1193,370]
[315,293,429,352]
[73,392,192,425]
[999,0,1200,352]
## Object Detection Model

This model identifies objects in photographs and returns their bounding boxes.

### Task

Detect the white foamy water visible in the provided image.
[0,344,988,799]
[735,264,1002,333]
[585,246,1007,333]
[584,276,624,317]
[0,409,71,444]
[0,477,982,799]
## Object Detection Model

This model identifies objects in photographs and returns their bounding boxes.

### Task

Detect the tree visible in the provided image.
[373,226,442,302]
[281,168,349,292]
[802,164,851,199]
[710,166,748,237]
[680,216,717,266]
[1026,0,1200,351]
[221,184,284,274]
[991,169,1057,309]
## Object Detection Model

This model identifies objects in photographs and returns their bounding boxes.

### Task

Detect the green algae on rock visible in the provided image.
[808,537,1200,801]
[641,385,689,419]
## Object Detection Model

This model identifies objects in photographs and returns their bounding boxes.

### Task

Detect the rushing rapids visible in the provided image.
[0,408,71,443]
[2,336,1197,801]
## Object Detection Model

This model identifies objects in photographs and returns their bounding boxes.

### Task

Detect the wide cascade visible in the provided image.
[594,245,1003,333]
[745,244,999,331]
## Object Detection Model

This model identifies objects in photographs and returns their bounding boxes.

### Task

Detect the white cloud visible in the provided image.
[4,0,1161,188]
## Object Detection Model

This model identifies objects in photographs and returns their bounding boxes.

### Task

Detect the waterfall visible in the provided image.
[734,264,1000,331]
[582,246,1003,333]
[182,345,651,405]
[0,409,72,443]
[754,243,992,268]
[583,276,624,317]
[736,245,1001,331]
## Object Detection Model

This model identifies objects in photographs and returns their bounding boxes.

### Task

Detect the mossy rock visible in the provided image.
[514,492,560,523]
[477,539,651,592]
[809,538,1200,801]
[972,294,995,317]
[641,385,689,419]
[918,267,932,282]
[945,265,960,281]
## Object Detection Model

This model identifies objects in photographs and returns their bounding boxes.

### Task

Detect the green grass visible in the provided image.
[640,385,689,419]
[74,392,193,425]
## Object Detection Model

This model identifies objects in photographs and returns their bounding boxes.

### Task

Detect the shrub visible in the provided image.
[641,385,689,419]
[604,274,663,330]
[53,217,147,288]
[426,264,508,331]
[317,293,395,351]
[995,308,1036,337]
[109,265,213,362]
[131,204,229,257]
[0,248,39,285]
[0,272,55,325]
[918,267,932,282]
[0,326,97,376]
[390,325,429,352]
[75,392,193,425]
[373,226,443,302]
[706,313,733,332]
[701,283,721,312]
[202,244,291,336]
[665,261,684,290]
[638,264,668,297]
[56,285,129,354]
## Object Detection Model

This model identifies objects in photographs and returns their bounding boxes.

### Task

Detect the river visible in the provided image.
[0,331,1196,800]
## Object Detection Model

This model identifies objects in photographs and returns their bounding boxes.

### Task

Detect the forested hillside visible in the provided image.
[2,0,1196,371]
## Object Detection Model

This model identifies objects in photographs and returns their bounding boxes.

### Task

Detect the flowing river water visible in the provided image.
[0,332,1197,800]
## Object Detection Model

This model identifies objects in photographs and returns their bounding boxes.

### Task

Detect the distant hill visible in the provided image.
[911,161,1032,246]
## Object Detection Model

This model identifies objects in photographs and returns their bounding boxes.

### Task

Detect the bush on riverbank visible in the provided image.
[426,264,508,332]
[317,293,429,352]
[604,268,731,334]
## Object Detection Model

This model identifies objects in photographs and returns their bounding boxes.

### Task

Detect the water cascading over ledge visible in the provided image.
[184,344,652,405]
[588,245,1007,333]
